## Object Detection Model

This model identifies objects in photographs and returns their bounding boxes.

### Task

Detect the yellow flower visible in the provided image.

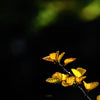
[83,81,99,91]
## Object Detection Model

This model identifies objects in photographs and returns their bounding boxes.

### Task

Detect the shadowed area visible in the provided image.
[1,0,100,100]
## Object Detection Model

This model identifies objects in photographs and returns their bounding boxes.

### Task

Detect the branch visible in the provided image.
[58,63,73,76]
[78,85,91,100]
[58,63,92,100]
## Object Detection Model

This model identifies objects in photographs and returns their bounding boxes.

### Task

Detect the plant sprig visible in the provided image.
[42,50,99,100]
[58,62,91,100]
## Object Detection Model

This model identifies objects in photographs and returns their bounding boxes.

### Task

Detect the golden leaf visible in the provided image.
[49,53,57,60]
[46,78,60,83]
[45,72,68,84]
[71,67,86,78]
[76,67,86,76]
[75,76,86,84]
[97,95,100,100]
[62,76,75,87]
[52,72,62,81]
[66,76,75,85]
[42,56,54,62]
[83,81,99,91]
[61,80,70,87]
[58,52,65,63]
[64,58,76,66]
[49,51,59,62]
[61,73,69,81]
[52,72,68,81]
[42,51,59,63]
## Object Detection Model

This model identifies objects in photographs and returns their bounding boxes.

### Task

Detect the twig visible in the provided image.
[58,63,73,76]
[78,85,91,100]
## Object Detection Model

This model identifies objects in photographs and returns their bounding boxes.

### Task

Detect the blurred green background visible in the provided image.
[1,0,100,100]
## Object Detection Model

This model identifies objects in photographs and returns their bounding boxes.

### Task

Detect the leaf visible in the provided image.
[76,67,86,76]
[49,53,57,61]
[49,51,59,61]
[64,58,76,66]
[97,95,100,100]
[45,71,68,84]
[61,73,69,81]
[42,56,54,62]
[71,67,86,78]
[61,80,70,87]
[56,51,59,61]
[62,76,75,87]
[75,76,86,84]
[42,51,59,63]
[71,68,82,78]
[58,52,65,63]
[52,72,68,81]
[83,81,99,91]
[46,78,60,83]
[52,72,62,81]
[66,76,75,85]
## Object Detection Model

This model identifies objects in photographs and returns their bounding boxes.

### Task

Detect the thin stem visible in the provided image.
[78,85,86,96]
[78,86,91,100]
[58,63,92,100]
[58,63,73,76]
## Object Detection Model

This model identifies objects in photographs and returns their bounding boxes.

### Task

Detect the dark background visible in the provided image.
[1,0,100,100]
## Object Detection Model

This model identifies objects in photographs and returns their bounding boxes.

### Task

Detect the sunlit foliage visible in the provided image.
[42,50,99,100]
[31,0,100,32]
[80,0,100,21]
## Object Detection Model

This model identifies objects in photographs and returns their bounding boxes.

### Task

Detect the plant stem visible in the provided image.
[58,63,92,100]
[78,85,91,100]
[58,63,73,76]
